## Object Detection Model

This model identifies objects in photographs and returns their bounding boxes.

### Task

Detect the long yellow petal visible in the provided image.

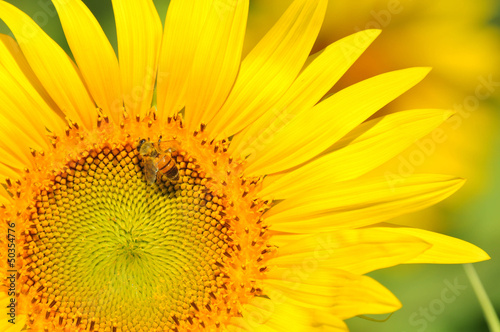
[0,40,68,147]
[0,163,20,184]
[0,114,40,169]
[230,29,381,158]
[208,0,327,138]
[269,228,430,275]
[0,295,26,331]
[246,67,431,176]
[0,2,96,129]
[265,174,464,233]
[264,269,401,318]
[308,310,349,331]
[184,0,248,131]
[0,35,65,135]
[0,70,48,149]
[157,0,213,120]
[370,224,490,264]
[311,310,349,332]
[260,109,453,198]
[229,298,348,331]
[0,319,26,332]
[112,0,162,118]
[0,81,48,151]
[53,0,122,123]
[230,297,314,332]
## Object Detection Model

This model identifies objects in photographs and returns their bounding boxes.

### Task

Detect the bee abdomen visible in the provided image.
[158,157,179,181]
[165,166,179,181]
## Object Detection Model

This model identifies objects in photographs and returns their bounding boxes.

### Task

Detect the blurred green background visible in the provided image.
[1,0,499,331]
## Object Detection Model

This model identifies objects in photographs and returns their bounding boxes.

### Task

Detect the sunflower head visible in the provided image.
[0,0,489,331]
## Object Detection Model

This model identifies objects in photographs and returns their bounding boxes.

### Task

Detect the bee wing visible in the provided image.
[157,139,177,153]
[143,158,159,184]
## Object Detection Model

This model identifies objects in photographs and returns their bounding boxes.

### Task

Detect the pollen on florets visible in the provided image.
[1,111,274,331]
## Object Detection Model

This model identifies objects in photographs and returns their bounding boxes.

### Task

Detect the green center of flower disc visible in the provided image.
[23,143,230,331]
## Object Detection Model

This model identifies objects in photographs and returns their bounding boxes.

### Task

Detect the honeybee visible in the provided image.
[137,137,179,185]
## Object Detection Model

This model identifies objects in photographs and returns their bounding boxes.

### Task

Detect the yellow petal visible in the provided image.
[0,317,27,332]
[0,2,96,129]
[112,0,162,118]
[246,67,431,176]
[0,82,48,151]
[208,0,327,138]
[230,29,381,158]
[260,109,453,198]
[371,224,490,264]
[157,0,213,120]
[183,0,248,131]
[0,38,68,146]
[0,295,27,332]
[264,269,401,318]
[308,310,349,331]
[0,70,48,149]
[53,0,122,123]
[230,297,314,332]
[229,298,348,331]
[269,228,430,275]
[0,35,65,135]
[0,163,20,186]
[0,113,40,169]
[266,174,464,233]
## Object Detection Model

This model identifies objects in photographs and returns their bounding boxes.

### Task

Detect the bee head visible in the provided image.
[137,138,146,151]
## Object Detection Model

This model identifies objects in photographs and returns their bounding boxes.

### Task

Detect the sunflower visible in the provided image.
[0,0,489,331]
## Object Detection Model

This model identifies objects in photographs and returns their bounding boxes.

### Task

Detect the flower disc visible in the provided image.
[14,117,268,332]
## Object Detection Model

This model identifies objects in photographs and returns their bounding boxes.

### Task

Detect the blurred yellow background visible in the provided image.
[1,0,498,331]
